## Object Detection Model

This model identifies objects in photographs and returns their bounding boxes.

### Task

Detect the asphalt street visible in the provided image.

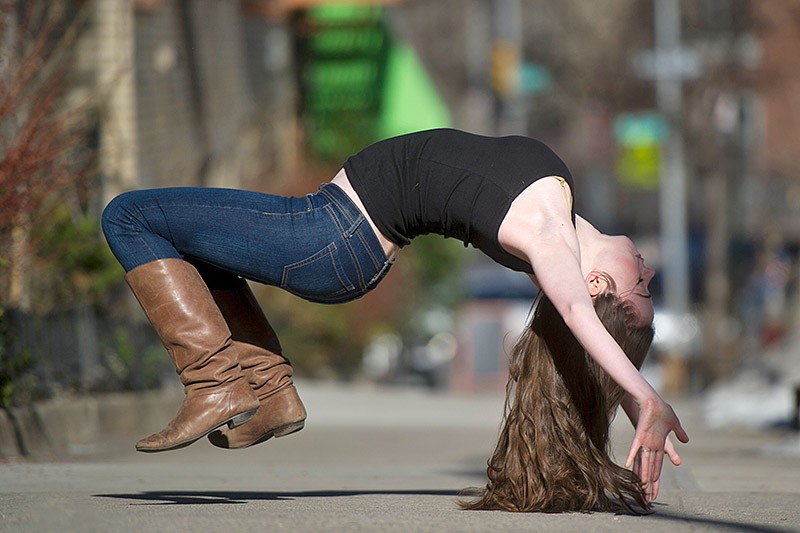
[1,381,799,532]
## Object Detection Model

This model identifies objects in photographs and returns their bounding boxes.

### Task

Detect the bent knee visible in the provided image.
[101,191,145,240]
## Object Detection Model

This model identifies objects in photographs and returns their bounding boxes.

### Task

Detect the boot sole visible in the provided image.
[210,419,306,450]
[136,407,259,453]
[274,420,305,438]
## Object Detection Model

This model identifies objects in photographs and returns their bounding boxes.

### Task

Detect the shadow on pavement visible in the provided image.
[95,489,464,506]
[646,504,793,533]
[95,491,795,532]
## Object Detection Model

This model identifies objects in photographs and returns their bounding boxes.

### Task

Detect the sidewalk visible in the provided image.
[1,380,799,532]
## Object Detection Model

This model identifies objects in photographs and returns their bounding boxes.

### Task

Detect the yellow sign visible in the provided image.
[616,144,661,189]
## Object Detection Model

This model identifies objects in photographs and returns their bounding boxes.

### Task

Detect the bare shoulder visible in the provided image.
[497,176,574,260]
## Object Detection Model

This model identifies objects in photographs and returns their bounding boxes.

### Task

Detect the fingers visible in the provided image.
[665,438,682,466]
[636,446,665,502]
[652,449,665,483]
[674,423,690,443]
[625,442,640,468]
[668,450,682,466]
[639,447,653,499]
[646,448,657,501]
[650,452,664,501]
[637,441,680,502]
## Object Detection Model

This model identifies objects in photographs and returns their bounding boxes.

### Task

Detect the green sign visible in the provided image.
[302,5,389,159]
[301,5,449,160]
[613,112,668,147]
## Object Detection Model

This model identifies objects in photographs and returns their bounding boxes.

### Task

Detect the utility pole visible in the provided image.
[490,0,526,135]
[463,0,493,134]
[93,0,139,203]
[654,0,692,392]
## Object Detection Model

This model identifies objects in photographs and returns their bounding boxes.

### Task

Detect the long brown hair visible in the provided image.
[461,292,655,513]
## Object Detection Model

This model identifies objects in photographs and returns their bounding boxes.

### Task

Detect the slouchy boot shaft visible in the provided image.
[125,258,259,452]
[202,277,306,449]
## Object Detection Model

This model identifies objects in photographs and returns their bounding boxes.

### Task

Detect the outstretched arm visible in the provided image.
[498,178,688,501]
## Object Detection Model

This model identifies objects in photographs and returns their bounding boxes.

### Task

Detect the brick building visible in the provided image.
[752,1,800,238]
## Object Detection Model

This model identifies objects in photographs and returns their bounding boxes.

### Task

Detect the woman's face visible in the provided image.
[593,236,655,326]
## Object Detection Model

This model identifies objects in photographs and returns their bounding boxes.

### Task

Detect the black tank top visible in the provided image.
[343,129,575,274]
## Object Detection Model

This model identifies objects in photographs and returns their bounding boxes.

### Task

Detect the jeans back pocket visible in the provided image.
[280,242,356,303]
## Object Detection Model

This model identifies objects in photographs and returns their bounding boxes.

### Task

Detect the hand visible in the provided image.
[625,397,689,502]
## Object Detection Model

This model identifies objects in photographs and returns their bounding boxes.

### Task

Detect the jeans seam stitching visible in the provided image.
[321,185,384,275]
[355,229,381,269]
[323,203,365,288]
[320,185,356,226]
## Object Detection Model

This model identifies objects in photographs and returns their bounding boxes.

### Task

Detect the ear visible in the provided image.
[586,271,609,297]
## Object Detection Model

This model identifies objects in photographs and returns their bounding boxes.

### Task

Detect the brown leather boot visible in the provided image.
[204,278,306,449]
[125,259,259,452]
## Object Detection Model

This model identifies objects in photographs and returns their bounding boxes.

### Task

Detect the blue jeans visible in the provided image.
[101,183,394,304]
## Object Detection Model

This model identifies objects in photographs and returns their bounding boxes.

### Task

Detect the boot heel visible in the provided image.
[229,408,258,428]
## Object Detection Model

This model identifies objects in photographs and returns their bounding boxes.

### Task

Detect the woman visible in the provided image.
[101,128,688,507]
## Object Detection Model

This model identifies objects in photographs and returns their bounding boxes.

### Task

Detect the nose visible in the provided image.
[644,265,655,284]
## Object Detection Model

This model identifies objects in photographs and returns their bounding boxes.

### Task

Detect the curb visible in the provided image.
[0,388,182,460]
[0,408,21,459]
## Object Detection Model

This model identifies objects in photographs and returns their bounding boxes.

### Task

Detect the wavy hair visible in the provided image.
[461,292,655,513]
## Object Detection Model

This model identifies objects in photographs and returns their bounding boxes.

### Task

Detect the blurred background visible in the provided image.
[1,0,799,431]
